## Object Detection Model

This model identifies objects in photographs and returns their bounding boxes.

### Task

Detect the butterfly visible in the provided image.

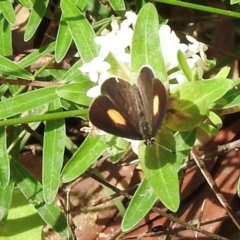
[89,66,168,145]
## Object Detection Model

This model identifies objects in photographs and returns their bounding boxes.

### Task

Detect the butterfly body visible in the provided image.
[89,67,168,145]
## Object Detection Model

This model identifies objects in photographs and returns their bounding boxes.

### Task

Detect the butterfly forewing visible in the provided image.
[89,78,143,139]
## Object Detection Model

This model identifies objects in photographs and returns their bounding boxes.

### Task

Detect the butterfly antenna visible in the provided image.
[154,142,176,154]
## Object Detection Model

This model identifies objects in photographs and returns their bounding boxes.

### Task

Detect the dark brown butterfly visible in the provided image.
[89,66,168,145]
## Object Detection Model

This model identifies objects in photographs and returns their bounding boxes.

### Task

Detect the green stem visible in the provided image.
[157,0,240,18]
[0,109,88,127]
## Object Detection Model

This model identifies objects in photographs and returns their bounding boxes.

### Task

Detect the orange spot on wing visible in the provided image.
[153,95,160,116]
[107,109,127,125]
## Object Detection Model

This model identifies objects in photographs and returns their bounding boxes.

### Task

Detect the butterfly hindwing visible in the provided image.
[137,67,168,137]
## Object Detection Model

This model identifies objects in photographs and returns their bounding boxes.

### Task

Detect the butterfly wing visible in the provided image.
[89,77,143,139]
[137,67,168,137]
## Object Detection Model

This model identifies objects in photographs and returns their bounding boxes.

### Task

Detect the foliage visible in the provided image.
[0,0,239,238]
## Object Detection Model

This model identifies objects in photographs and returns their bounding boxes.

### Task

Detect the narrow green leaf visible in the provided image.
[61,135,106,183]
[0,128,10,188]
[0,87,58,120]
[0,14,12,56]
[63,59,84,81]
[0,1,15,24]
[0,55,33,80]
[122,178,157,231]
[76,0,87,10]
[55,15,72,63]
[200,122,219,135]
[105,53,130,81]
[108,0,126,13]
[56,81,94,106]
[18,42,55,68]
[92,16,113,31]
[18,0,33,8]
[131,3,167,82]
[61,0,99,62]
[177,50,192,81]
[10,158,71,238]
[139,128,179,212]
[43,99,65,204]
[0,85,8,98]
[231,0,240,4]
[24,0,49,41]
[207,111,222,129]
[215,66,231,78]
[0,179,14,223]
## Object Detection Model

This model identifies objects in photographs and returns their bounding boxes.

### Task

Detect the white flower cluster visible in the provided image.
[79,11,208,97]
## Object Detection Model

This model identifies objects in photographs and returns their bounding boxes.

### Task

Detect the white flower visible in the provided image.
[185,35,208,60]
[159,25,188,70]
[122,11,137,28]
[187,54,209,79]
[86,71,110,97]
[79,57,110,83]
[95,18,133,62]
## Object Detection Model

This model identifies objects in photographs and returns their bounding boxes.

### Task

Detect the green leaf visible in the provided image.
[230,0,240,4]
[56,81,94,106]
[24,0,49,41]
[0,187,44,239]
[0,1,15,24]
[0,128,10,188]
[200,122,219,135]
[122,178,157,231]
[18,42,55,68]
[10,158,71,238]
[104,135,130,163]
[63,59,85,81]
[55,15,72,63]
[76,0,87,9]
[168,78,234,131]
[61,0,99,62]
[177,50,192,81]
[215,66,231,78]
[0,14,12,56]
[48,69,67,80]
[139,128,179,212]
[211,79,240,113]
[0,179,14,224]
[0,55,33,80]
[174,129,196,171]
[61,135,107,183]
[0,87,58,120]
[207,110,222,129]
[108,0,126,14]
[131,3,167,82]
[18,0,33,8]
[43,99,65,204]
[105,53,130,81]
[92,16,113,31]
